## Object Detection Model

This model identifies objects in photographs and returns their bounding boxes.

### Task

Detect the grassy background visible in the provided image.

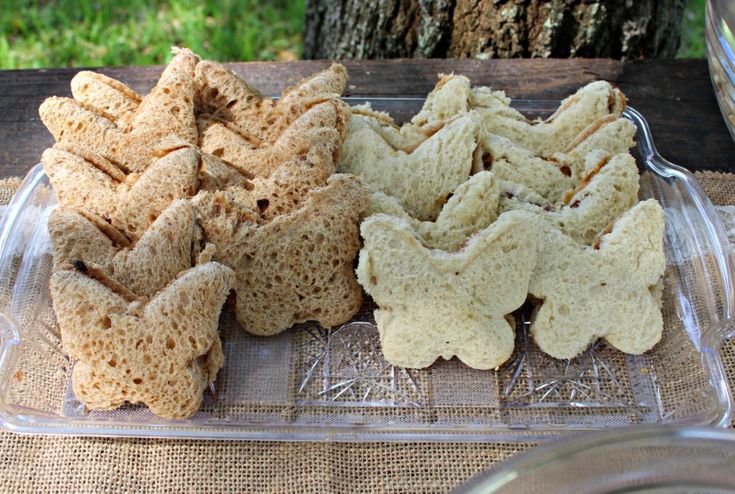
[0,0,304,68]
[0,0,707,69]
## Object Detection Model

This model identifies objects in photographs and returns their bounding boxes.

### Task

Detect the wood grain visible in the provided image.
[0,58,732,178]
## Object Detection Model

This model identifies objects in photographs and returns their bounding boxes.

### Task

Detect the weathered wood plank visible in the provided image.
[0,59,732,178]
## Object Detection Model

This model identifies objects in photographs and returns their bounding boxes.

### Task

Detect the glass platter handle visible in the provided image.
[626,107,735,343]
[0,165,58,366]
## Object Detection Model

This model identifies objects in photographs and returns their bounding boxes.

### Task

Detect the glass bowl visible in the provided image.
[706,0,735,141]
[453,426,735,493]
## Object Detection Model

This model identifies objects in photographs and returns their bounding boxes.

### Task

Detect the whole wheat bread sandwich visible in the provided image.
[40,48,199,173]
[48,200,206,299]
[192,174,368,336]
[42,144,200,241]
[50,260,234,420]
[195,60,348,143]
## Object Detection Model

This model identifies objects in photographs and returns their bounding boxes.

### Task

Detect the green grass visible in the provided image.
[0,0,706,68]
[679,0,706,58]
[0,0,305,69]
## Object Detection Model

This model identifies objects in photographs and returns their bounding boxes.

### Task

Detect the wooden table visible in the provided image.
[0,59,733,178]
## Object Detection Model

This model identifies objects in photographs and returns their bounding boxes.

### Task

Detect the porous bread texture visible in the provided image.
[40,48,199,172]
[70,71,141,122]
[338,113,478,221]
[476,80,627,155]
[367,171,500,251]
[192,174,368,336]
[347,75,627,156]
[473,116,634,202]
[528,199,665,359]
[197,101,345,220]
[48,200,202,299]
[556,116,636,173]
[357,210,539,370]
[195,60,348,143]
[197,100,346,176]
[42,145,199,241]
[50,261,234,419]
[475,133,574,203]
[499,152,640,245]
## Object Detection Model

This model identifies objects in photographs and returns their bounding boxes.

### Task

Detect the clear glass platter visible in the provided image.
[0,100,732,441]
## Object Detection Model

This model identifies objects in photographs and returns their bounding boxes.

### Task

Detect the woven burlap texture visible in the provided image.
[0,173,733,494]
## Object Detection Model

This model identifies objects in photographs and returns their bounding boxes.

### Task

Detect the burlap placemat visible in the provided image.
[0,173,733,494]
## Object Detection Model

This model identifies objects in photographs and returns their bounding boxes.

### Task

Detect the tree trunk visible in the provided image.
[303,0,686,60]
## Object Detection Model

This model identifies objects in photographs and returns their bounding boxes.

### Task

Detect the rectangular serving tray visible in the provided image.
[0,100,732,441]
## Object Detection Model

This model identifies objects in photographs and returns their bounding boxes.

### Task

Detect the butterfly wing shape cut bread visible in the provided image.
[195,60,348,143]
[528,199,666,359]
[40,48,198,173]
[50,261,234,419]
[199,101,342,220]
[348,75,627,155]
[474,79,628,155]
[367,171,500,251]
[192,174,368,336]
[48,200,204,299]
[474,116,636,202]
[499,152,640,245]
[42,144,200,241]
[338,114,479,221]
[357,210,538,370]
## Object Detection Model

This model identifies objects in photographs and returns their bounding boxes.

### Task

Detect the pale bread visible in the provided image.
[475,133,574,202]
[367,171,500,251]
[347,76,626,156]
[528,199,665,358]
[357,210,538,370]
[338,114,478,221]
[475,80,627,154]
[499,152,640,244]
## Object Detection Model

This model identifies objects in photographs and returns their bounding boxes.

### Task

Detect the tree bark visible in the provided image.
[303,0,687,60]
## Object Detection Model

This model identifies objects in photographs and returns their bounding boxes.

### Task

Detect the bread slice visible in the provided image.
[197,100,345,179]
[476,80,627,155]
[347,76,626,157]
[552,116,636,180]
[49,200,201,298]
[193,174,368,336]
[357,210,538,370]
[528,199,665,359]
[338,114,478,221]
[51,261,233,420]
[367,171,500,251]
[195,60,348,143]
[40,49,198,173]
[347,75,490,153]
[70,71,141,122]
[475,133,575,202]
[499,153,640,244]
[42,145,199,240]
